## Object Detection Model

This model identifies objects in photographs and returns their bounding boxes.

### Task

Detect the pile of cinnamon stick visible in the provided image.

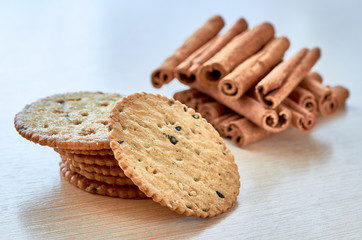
[151,16,349,147]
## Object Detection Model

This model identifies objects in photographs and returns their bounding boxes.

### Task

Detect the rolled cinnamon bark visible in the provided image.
[308,72,322,83]
[187,18,248,74]
[283,98,316,132]
[255,47,321,108]
[214,113,241,138]
[176,18,248,85]
[151,15,224,88]
[192,84,292,132]
[330,85,349,108]
[288,86,318,115]
[187,96,213,111]
[218,36,290,100]
[174,60,292,132]
[175,37,218,85]
[173,88,206,103]
[228,118,274,147]
[299,72,338,116]
[198,22,275,86]
[173,89,212,111]
[198,102,231,123]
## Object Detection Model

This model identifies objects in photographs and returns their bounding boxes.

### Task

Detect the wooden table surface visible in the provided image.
[1,1,362,239]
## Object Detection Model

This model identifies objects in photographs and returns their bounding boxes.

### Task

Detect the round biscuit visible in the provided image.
[108,92,240,218]
[15,92,123,150]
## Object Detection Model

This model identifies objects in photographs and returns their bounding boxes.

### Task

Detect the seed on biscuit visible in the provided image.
[216,191,225,199]
[169,136,178,145]
[108,92,240,218]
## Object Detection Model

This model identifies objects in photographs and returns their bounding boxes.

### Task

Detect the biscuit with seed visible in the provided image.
[61,156,133,185]
[60,162,147,199]
[108,92,240,218]
[15,92,122,150]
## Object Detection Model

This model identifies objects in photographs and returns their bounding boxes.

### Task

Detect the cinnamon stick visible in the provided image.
[218,36,290,100]
[151,15,224,88]
[330,85,349,108]
[173,90,239,138]
[187,96,214,111]
[176,18,248,86]
[299,72,338,116]
[255,47,321,108]
[175,37,218,85]
[187,18,248,74]
[198,102,231,123]
[173,89,212,111]
[198,22,275,86]
[228,118,274,147]
[214,113,241,138]
[288,86,318,115]
[283,98,316,132]
[173,88,206,103]
[173,51,292,132]
[194,83,292,132]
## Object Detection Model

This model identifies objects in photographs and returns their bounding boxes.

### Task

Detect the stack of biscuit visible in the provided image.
[14,92,147,199]
[15,91,240,218]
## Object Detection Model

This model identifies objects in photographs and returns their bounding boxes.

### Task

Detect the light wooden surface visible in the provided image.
[1,1,362,239]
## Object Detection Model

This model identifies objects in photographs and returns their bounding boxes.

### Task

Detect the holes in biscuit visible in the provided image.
[186,204,192,210]
[53,109,64,114]
[194,149,200,155]
[68,97,81,101]
[73,119,82,125]
[137,158,142,162]
[100,101,109,107]
[175,157,183,162]
[146,166,157,174]
[79,128,96,136]
[99,120,108,125]
[80,111,89,117]
[43,123,49,128]
[56,99,65,104]
[193,177,200,182]
[50,130,58,136]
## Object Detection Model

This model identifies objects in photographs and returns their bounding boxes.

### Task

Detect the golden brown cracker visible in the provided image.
[56,150,119,167]
[59,162,147,199]
[15,92,122,150]
[108,92,240,218]
[61,156,133,185]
